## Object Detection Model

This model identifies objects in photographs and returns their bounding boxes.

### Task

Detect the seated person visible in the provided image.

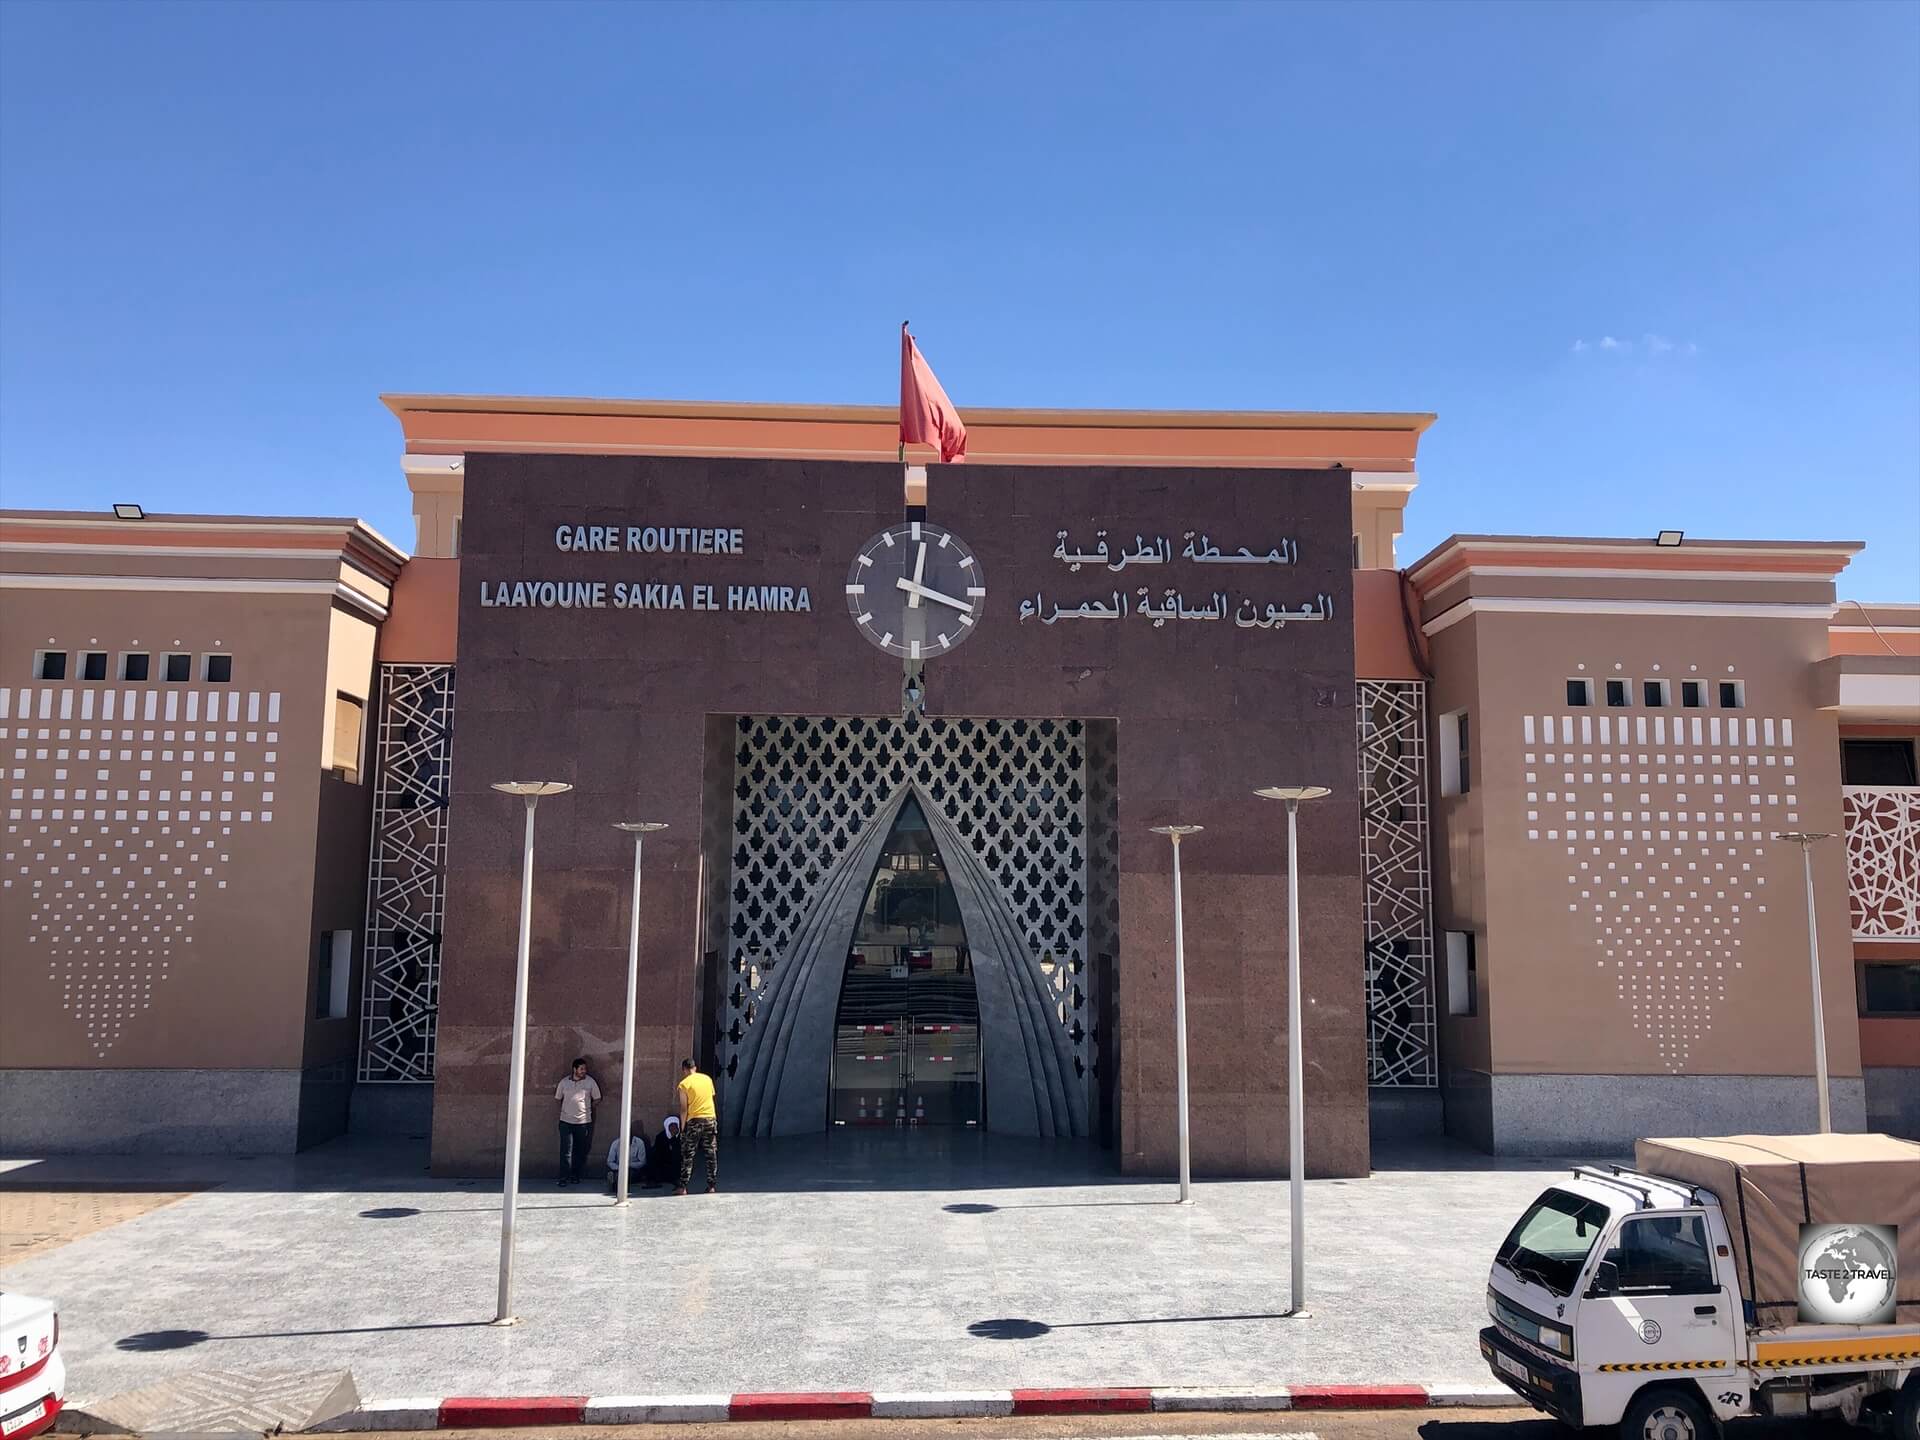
[604,1128,647,1192]
[643,1115,682,1188]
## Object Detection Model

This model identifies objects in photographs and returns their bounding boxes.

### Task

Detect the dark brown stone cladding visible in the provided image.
[434,452,1366,1177]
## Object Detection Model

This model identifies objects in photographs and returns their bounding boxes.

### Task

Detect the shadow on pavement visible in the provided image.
[969,1311,1299,1340]
[4,1130,1630,1203]
[118,1318,492,1351]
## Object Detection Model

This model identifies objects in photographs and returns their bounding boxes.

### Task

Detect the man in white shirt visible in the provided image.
[554,1057,600,1187]
[605,1128,647,1193]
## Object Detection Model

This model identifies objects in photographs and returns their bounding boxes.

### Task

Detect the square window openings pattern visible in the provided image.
[0,681,281,1057]
[1520,691,1801,1073]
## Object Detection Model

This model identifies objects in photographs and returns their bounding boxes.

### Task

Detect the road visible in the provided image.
[388,1409,1860,1440]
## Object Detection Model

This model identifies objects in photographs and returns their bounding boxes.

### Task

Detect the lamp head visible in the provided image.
[491,780,573,797]
[613,821,669,833]
[1149,824,1204,838]
[1774,831,1835,844]
[1255,785,1332,803]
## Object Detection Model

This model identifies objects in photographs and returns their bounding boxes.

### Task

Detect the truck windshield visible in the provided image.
[1496,1187,1613,1297]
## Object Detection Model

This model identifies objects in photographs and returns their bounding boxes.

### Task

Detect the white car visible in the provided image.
[0,1292,63,1440]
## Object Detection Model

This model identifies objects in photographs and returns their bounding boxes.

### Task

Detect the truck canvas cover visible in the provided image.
[1635,1133,1920,1329]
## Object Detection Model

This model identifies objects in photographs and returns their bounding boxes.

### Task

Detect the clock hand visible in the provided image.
[907,541,928,608]
[895,576,975,615]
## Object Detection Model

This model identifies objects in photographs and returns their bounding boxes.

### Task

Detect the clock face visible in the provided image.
[845,521,984,661]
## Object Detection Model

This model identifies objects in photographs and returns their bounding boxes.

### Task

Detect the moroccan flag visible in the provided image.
[900,323,967,464]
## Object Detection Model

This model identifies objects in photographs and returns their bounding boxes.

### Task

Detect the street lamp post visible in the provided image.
[1775,831,1837,1133]
[611,821,669,1205]
[489,780,573,1326]
[1255,784,1331,1317]
[1150,824,1204,1204]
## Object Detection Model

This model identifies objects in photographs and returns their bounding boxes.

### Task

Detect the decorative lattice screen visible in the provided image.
[358,663,455,1083]
[1844,786,1920,939]
[725,715,1092,1087]
[1357,680,1437,1087]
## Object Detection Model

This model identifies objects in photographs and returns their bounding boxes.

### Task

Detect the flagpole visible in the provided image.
[900,320,909,465]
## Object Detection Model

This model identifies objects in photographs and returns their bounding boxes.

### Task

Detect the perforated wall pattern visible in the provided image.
[1356,680,1436,1087]
[2,684,281,1058]
[1522,700,1798,1072]
[725,715,1091,1090]
[1843,785,1920,939]
[358,664,455,1083]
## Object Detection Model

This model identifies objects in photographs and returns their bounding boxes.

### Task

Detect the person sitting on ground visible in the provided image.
[644,1115,681,1188]
[605,1126,647,1193]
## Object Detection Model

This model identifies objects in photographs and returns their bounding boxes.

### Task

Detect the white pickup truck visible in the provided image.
[1481,1133,1920,1439]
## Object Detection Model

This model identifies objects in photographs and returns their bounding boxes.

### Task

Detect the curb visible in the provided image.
[304,1384,1516,1429]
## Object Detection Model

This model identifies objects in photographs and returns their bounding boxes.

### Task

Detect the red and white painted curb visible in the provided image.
[312,1383,1514,1429]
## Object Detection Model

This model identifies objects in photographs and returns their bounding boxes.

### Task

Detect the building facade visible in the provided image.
[1,394,1914,1163]
[0,512,404,1150]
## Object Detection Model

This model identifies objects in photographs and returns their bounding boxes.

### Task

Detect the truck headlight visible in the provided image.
[1540,1320,1573,1357]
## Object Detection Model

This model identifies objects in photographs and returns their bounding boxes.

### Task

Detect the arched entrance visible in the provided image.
[830,795,982,1127]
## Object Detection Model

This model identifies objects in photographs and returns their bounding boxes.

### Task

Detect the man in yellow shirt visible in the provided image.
[674,1058,718,1195]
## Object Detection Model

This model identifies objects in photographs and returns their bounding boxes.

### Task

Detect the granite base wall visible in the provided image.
[1864,1067,1920,1139]
[350,1082,436,1138]
[1368,1086,1444,1143]
[0,1068,304,1154]
[1443,1071,1870,1155]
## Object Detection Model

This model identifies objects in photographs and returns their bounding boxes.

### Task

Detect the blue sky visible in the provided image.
[2,1,1915,597]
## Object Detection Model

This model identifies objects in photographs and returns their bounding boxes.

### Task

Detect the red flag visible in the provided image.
[900,324,967,464]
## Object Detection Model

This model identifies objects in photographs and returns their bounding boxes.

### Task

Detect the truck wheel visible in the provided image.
[1894,1373,1920,1440]
[1621,1386,1715,1440]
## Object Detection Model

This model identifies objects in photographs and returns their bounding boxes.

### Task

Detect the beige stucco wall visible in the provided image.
[0,587,335,1071]
[319,607,377,777]
[1449,607,1862,1081]
[1427,615,1492,1074]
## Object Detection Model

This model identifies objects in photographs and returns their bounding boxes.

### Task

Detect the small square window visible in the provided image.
[204,655,232,683]
[1567,679,1593,707]
[331,693,365,782]
[164,653,192,682]
[34,651,67,681]
[1606,679,1630,707]
[1681,680,1704,708]
[120,653,151,681]
[81,652,109,681]
[1446,931,1478,1017]
[1440,709,1471,796]
[1718,679,1745,709]
[315,930,354,1019]
[1643,680,1670,708]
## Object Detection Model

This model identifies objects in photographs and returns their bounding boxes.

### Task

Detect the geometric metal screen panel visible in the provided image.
[357,663,455,1083]
[725,714,1091,1094]
[1843,785,1920,939]
[1356,680,1437,1087]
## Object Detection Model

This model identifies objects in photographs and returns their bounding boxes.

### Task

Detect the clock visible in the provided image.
[845,521,984,660]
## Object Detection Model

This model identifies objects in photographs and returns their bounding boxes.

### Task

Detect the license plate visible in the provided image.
[2,1401,47,1436]
[1495,1351,1530,1383]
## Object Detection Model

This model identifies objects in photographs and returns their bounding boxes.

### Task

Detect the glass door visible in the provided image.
[907,1018,981,1126]
[830,794,984,1128]
[831,1017,907,1126]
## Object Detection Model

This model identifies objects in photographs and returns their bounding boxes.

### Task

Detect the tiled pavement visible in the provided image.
[0,1133,1580,1408]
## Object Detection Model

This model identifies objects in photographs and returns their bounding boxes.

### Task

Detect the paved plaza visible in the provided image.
[0,1133,1587,1412]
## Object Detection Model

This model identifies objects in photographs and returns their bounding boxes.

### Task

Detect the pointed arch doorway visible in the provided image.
[831,794,983,1127]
